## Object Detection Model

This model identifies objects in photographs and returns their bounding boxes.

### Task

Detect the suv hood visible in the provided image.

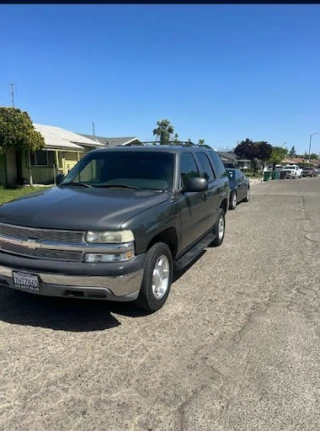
[0,186,169,231]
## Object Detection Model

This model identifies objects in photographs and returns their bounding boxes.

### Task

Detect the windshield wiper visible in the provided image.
[95,184,141,191]
[60,182,92,188]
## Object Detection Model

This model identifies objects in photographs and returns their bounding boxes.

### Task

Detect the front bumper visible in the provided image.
[0,262,144,301]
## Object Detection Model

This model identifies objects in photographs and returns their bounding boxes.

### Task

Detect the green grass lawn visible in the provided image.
[0,187,48,205]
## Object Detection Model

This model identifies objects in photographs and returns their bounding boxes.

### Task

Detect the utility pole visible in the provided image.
[11,83,15,108]
[92,121,96,138]
[309,132,320,164]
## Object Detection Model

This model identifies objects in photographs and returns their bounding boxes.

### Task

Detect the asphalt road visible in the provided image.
[0,177,320,431]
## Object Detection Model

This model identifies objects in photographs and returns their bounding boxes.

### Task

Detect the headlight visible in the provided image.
[84,251,135,263]
[86,230,134,244]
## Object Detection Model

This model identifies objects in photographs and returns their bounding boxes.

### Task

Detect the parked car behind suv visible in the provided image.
[0,146,230,312]
[226,168,250,210]
[302,167,317,177]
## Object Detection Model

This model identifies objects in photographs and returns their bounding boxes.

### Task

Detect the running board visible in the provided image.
[174,232,216,271]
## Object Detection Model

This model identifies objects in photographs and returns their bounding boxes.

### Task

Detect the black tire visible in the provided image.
[134,242,173,313]
[211,208,226,247]
[229,191,237,210]
[243,187,250,202]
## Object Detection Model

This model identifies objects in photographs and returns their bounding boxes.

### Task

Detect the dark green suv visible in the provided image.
[0,146,230,312]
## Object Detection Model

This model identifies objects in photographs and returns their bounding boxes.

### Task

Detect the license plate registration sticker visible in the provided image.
[12,271,40,291]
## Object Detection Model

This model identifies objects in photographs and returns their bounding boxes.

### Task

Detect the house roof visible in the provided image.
[34,124,104,150]
[33,124,84,151]
[218,151,237,162]
[217,151,250,163]
[79,134,142,147]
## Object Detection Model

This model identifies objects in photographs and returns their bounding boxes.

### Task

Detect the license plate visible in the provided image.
[12,271,40,292]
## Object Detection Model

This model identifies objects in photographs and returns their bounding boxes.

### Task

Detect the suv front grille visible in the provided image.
[0,222,85,262]
[0,242,83,262]
[0,223,84,244]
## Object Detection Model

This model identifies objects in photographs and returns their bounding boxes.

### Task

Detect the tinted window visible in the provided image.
[180,153,199,188]
[197,152,215,182]
[63,151,174,191]
[209,151,228,178]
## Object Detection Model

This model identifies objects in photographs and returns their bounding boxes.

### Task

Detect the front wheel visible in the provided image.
[134,242,173,313]
[211,208,226,247]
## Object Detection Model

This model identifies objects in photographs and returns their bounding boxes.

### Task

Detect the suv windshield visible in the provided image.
[61,151,175,191]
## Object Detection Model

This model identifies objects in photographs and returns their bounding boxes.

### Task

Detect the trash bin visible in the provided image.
[263,171,272,181]
[272,171,280,180]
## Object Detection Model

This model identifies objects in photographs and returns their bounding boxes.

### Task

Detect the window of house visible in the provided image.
[30,150,54,167]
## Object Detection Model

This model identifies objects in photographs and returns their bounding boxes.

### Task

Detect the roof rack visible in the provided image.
[140,140,213,149]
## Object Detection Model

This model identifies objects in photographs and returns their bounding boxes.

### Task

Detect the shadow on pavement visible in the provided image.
[0,250,206,332]
[0,288,148,332]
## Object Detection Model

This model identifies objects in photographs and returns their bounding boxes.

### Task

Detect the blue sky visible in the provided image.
[0,5,320,154]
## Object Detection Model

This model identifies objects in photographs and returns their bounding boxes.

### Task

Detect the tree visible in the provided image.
[234,138,272,173]
[173,133,180,145]
[0,107,45,185]
[309,153,319,160]
[153,119,174,145]
[268,146,289,169]
[289,146,296,157]
[256,141,273,169]
[234,139,259,172]
[198,139,205,145]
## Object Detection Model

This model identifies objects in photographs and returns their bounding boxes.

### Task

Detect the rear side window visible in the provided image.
[209,151,228,179]
[197,152,216,183]
[180,153,199,188]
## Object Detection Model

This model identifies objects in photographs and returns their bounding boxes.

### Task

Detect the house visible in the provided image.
[0,124,103,187]
[218,152,237,168]
[218,151,252,170]
[78,134,143,147]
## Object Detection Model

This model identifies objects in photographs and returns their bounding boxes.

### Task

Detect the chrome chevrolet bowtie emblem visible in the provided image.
[22,239,40,249]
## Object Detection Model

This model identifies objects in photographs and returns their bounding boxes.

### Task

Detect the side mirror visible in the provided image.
[183,177,208,193]
[56,173,64,185]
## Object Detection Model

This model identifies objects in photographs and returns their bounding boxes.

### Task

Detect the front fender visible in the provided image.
[121,201,180,255]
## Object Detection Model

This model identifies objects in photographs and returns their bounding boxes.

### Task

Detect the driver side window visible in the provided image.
[180,153,199,188]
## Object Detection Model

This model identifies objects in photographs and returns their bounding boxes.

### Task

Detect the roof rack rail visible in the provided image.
[140,140,213,149]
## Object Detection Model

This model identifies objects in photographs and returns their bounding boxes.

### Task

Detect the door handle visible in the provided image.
[217,187,221,193]
[201,193,207,201]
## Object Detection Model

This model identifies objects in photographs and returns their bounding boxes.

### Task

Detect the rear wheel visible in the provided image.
[243,187,250,202]
[229,191,237,210]
[134,242,173,313]
[211,208,226,247]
